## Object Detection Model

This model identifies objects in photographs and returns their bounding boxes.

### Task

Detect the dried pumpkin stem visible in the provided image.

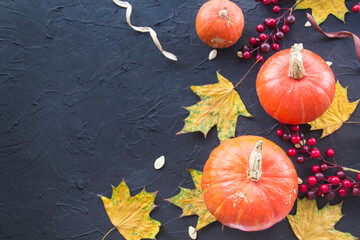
[247,141,263,181]
[288,43,306,80]
[219,9,231,26]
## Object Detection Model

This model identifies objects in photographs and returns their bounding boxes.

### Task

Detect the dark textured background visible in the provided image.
[1,0,360,239]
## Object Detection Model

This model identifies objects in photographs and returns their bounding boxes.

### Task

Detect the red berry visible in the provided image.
[291,135,301,144]
[299,184,308,192]
[255,54,264,63]
[342,179,353,189]
[272,43,280,51]
[272,5,281,13]
[256,24,265,33]
[241,45,251,52]
[276,129,284,137]
[306,190,316,200]
[270,0,278,4]
[265,18,276,27]
[338,188,347,197]
[351,187,360,197]
[307,176,317,186]
[314,172,325,182]
[259,33,268,41]
[301,145,309,154]
[320,163,328,172]
[310,149,321,158]
[275,31,284,40]
[263,0,271,5]
[285,14,296,25]
[260,42,271,53]
[320,184,329,193]
[325,148,335,157]
[291,125,300,132]
[281,25,290,34]
[255,0,262,2]
[324,189,336,200]
[249,37,257,46]
[311,165,320,173]
[308,138,316,146]
[287,148,296,157]
[296,155,305,164]
[353,4,360,13]
[335,170,346,180]
[282,133,291,141]
[330,176,340,185]
[357,173,360,181]
[243,51,251,60]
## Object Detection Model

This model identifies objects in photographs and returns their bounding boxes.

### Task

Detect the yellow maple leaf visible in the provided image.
[177,72,252,142]
[308,81,359,138]
[296,0,349,25]
[287,198,358,240]
[99,180,161,240]
[166,169,217,230]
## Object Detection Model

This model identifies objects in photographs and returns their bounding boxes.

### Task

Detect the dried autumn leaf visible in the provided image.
[99,180,161,240]
[287,198,358,240]
[308,81,359,138]
[166,169,217,230]
[177,72,252,142]
[296,0,349,25]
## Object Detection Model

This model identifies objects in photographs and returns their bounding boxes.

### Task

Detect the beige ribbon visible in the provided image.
[113,0,177,61]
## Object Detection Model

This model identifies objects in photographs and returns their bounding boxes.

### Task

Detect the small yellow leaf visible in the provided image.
[166,169,217,230]
[296,0,349,25]
[177,72,252,142]
[99,180,161,240]
[308,81,359,138]
[287,198,358,240]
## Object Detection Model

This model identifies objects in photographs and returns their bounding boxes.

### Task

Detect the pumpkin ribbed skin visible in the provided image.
[202,136,298,231]
[196,0,244,48]
[256,48,335,124]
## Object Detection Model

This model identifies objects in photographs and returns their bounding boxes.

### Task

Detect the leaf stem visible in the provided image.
[233,58,260,89]
[102,226,116,240]
[342,167,360,174]
[345,121,360,124]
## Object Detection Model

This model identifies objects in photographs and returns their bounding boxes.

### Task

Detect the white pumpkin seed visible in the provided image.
[209,49,217,60]
[154,156,165,169]
[304,21,311,27]
[188,226,197,239]
[298,177,303,185]
[326,61,333,67]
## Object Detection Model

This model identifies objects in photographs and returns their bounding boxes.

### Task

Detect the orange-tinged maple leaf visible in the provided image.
[177,72,252,142]
[287,198,358,240]
[308,81,359,138]
[296,0,349,25]
[99,180,161,240]
[166,169,217,230]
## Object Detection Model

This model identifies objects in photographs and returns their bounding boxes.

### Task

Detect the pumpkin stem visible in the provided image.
[219,9,231,26]
[288,43,306,80]
[247,140,263,182]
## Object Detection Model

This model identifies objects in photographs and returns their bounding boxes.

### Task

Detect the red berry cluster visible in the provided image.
[276,123,360,200]
[353,3,360,13]
[238,0,298,62]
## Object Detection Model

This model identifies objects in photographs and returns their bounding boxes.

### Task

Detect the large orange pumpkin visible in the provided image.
[202,136,298,231]
[196,0,244,48]
[256,43,336,124]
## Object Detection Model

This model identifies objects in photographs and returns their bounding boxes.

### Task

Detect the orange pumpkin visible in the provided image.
[256,43,336,124]
[196,0,244,48]
[202,136,298,231]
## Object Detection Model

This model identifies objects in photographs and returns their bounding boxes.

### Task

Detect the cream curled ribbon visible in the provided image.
[112,0,178,61]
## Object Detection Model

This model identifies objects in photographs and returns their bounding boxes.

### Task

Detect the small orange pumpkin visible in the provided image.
[196,0,244,48]
[202,136,298,231]
[256,43,336,124]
